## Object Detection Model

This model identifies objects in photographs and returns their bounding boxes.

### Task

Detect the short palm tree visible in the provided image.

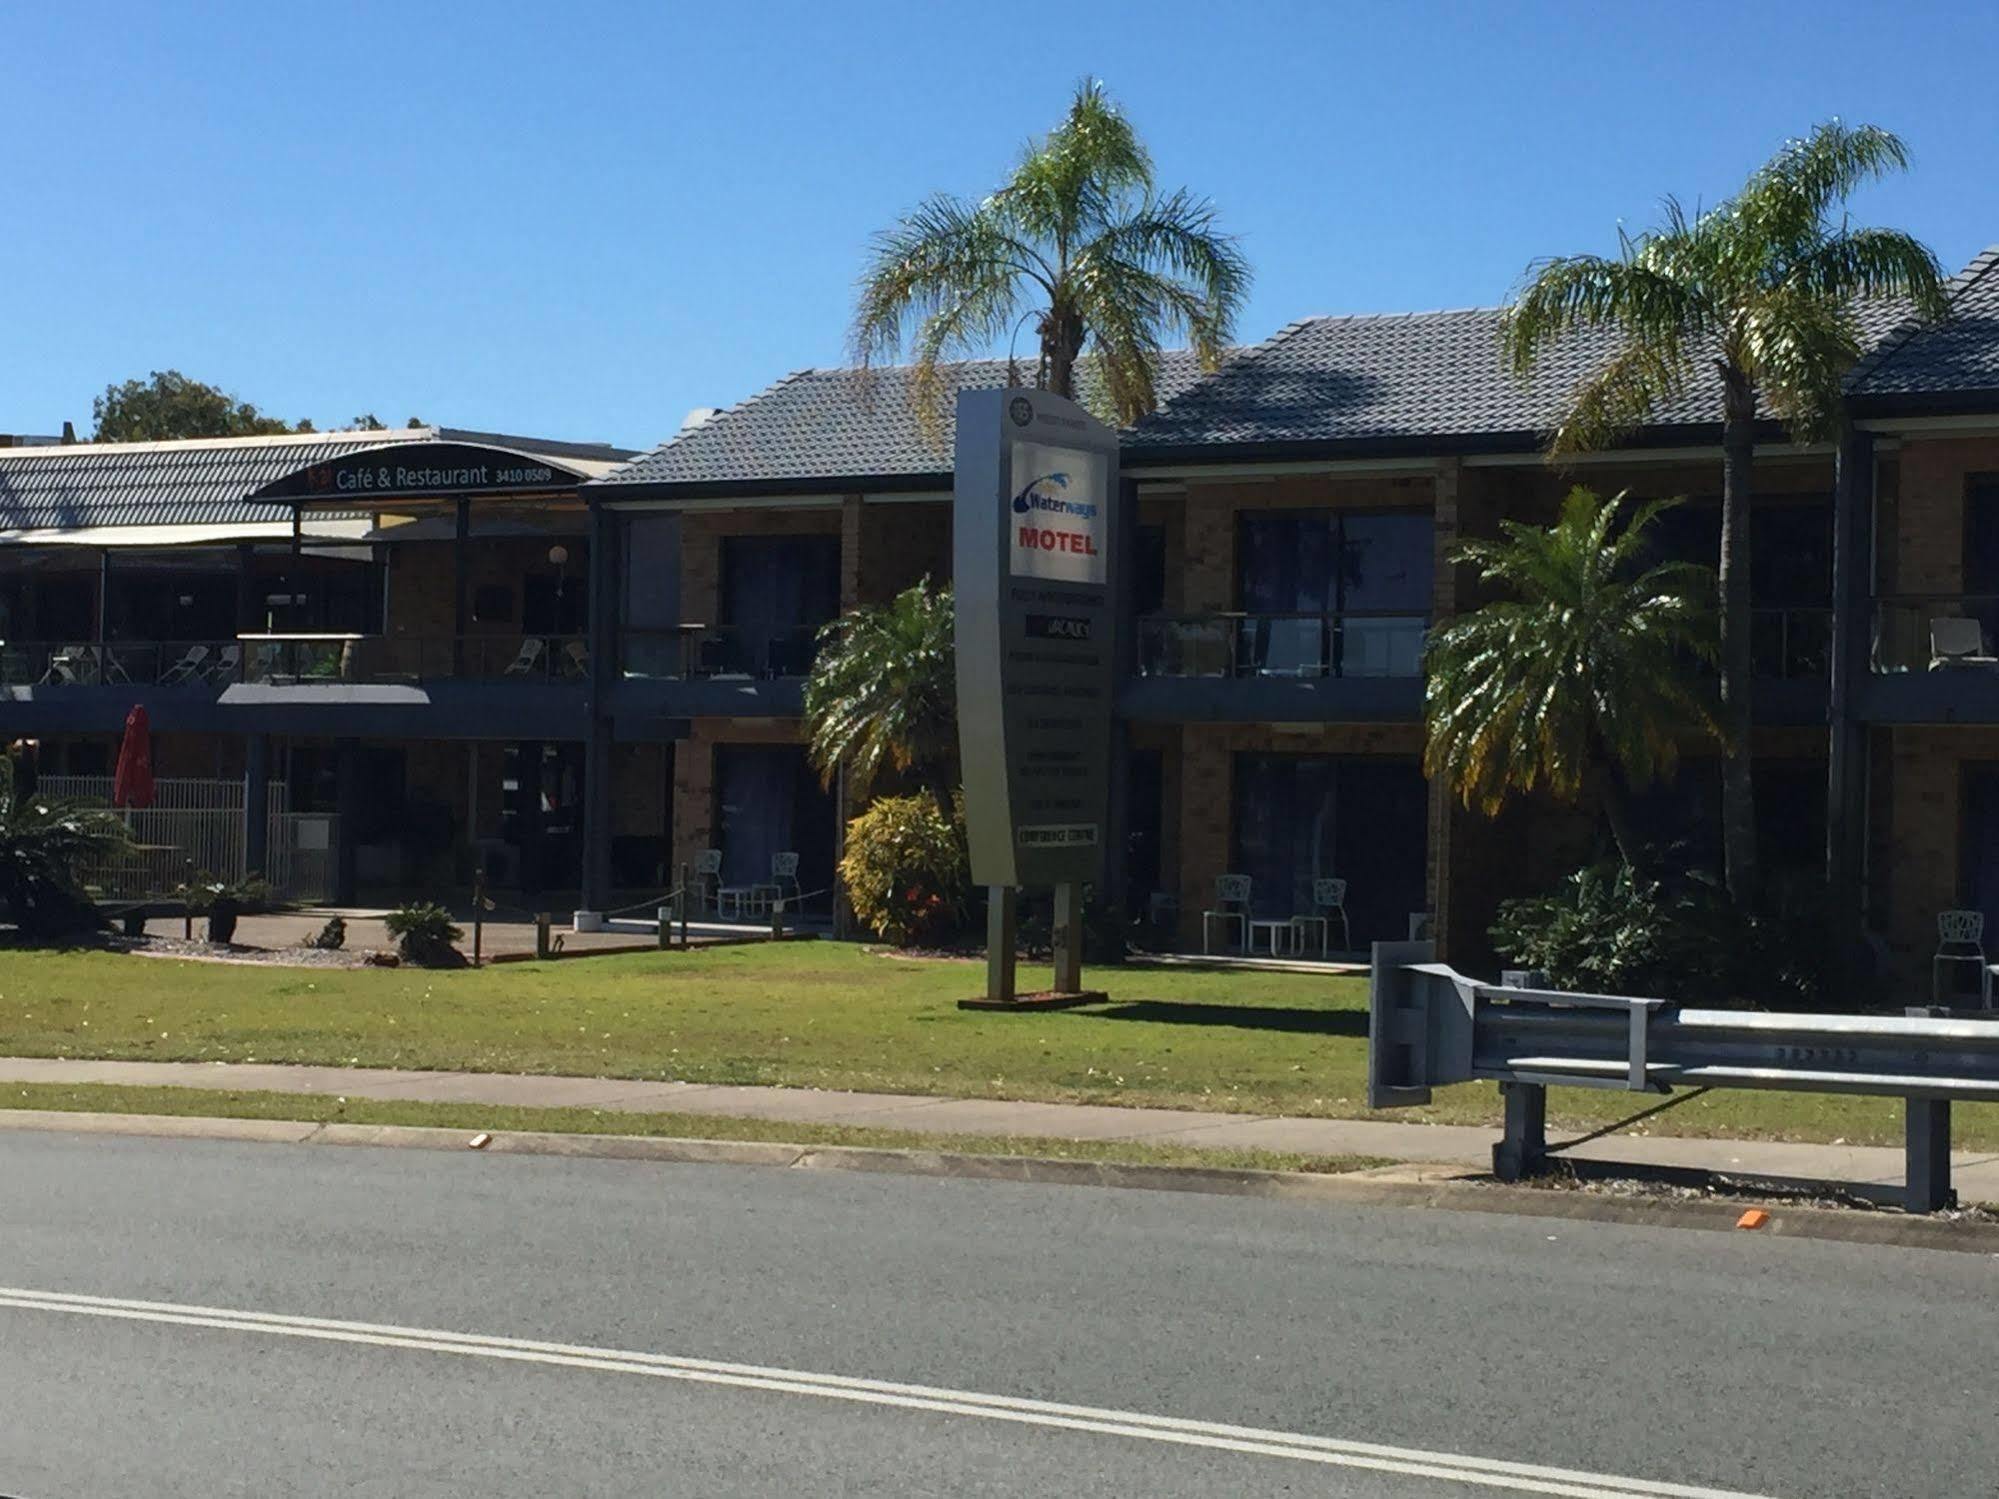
[1501,121,1948,902]
[852,79,1249,428]
[804,581,958,824]
[1424,487,1721,868]
[0,757,130,935]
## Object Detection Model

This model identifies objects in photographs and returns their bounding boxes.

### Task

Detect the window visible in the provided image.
[721,534,841,676]
[1235,510,1432,676]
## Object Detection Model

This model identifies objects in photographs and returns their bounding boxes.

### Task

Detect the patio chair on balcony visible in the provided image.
[40,645,89,685]
[158,644,211,685]
[206,643,242,683]
[560,640,590,679]
[1201,874,1251,954]
[1934,910,1994,1007]
[1930,616,1998,670]
[503,637,547,676]
[1289,878,1351,958]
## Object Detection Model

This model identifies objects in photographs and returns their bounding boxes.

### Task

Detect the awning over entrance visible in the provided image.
[245,440,599,509]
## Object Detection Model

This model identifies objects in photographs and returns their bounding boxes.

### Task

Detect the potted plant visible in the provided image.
[177,871,273,945]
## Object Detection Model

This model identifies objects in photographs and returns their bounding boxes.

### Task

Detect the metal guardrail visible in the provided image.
[1367,941,1999,1212]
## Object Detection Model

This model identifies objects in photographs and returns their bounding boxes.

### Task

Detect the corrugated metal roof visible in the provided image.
[593,352,1220,491]
[0,426,635,539]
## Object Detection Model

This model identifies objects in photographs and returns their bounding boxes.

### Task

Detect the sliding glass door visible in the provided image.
[1230,754,1427,943]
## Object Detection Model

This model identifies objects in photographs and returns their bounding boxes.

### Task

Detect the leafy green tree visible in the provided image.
[0,756,131,935]
[1424,487,1721,868]
[804,581,958,824]
[1501,121,1948,902]
[91,371,299,442]
[853,79,1249,428]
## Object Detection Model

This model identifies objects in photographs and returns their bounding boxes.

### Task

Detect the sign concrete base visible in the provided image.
[957,989,1107,1012]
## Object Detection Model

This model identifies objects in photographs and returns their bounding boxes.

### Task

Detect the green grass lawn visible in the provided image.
[0,941,1989,1150]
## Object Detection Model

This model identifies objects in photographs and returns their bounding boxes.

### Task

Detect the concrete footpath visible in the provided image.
[4,1054,1996,1200]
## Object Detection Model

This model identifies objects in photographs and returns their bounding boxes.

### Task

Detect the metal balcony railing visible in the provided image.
[1871,595,1999,673]
[0,635,592,687]
[619,624,824,681]
[1135,612,1428,680]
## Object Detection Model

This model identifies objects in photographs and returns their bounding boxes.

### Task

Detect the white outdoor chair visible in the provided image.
[753,851,802,914]
[158,644,210,684]
[1202,874,1251,954]
[503,637,546,676]
[692,849,723,914]
[1290,878,1351,958]
[1930,617,1998,669]
[40,645,87,685]
[561,640,590,679]
[1934,909,1993,1007]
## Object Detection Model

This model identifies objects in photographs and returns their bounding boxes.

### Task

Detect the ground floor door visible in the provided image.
[1230,753,1427,946]
[715,745,835,911]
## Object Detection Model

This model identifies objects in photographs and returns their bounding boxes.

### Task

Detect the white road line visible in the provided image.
[0,1286,1770,1499]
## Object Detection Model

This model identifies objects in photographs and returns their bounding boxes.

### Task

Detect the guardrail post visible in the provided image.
[1906,1098,1955,1213]
[1493,1081,1548,1182]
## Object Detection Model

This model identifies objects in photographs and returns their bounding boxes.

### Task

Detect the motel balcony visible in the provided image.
[1860,596,1999,723]
[0,632,594,739]
[1121,611,1429,723]
[608,624,827,719]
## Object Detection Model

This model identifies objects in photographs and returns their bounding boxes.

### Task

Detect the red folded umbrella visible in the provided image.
[113,704,155,810]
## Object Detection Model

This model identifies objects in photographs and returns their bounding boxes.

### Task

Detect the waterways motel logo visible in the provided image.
[1011,471,1098,521]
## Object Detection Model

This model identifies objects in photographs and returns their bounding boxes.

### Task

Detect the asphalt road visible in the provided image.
[2,1132,1995,1497]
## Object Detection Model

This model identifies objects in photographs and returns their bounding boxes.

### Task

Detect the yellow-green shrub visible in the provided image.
[839,794,968,946]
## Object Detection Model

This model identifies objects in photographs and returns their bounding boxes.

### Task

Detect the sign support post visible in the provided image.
[952,388,1119,1011]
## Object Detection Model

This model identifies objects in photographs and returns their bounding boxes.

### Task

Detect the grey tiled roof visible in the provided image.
[595,352,1219,490]
[0,427,631,536]
[1846,246,1999,400]
[1124,293,1949,456]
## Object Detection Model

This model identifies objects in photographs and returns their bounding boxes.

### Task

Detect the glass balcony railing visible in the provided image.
[620,624,825,681]
[0,635,592,687]
[1136,613,1429,680]
[1871,596,1999,673]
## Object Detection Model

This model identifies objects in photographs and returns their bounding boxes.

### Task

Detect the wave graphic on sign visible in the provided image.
[1012,472,1098,519]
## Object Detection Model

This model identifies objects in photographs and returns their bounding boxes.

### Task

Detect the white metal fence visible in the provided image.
[38,776,337,905]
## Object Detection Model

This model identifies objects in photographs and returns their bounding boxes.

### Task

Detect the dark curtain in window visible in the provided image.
[1229,754,1427,940]
[722,535,841,673]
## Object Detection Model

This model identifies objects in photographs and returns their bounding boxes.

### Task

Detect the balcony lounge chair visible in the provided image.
[1930,616,1998,669]
[158,644,211,685]
[503,637,546,676]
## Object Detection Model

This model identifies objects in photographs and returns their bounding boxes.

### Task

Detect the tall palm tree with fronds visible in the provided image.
[1425,487,1721,868]
[853,79,1249,429]
[1501,121,1948,903]
[805,581,958,824]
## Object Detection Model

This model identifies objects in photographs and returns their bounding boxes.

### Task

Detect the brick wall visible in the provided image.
[1881,726,1999,985]
[856,501,951,605]
[1890,436,1999,594]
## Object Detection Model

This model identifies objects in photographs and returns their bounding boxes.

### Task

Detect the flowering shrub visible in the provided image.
[839,794,968,946]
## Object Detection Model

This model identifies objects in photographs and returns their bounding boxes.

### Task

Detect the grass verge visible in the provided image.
[0,1082,1392,1176]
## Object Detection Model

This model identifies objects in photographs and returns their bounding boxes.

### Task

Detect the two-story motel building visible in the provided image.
[6,247,1999,979]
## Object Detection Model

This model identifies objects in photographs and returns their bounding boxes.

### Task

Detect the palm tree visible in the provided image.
[1501,121,1948,903]
[0,755,130,936]
[1424,487,1721,868]
[804,580,958,824]
[852,79,1249,428]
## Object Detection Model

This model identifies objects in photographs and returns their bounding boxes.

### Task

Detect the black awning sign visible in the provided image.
[252,442,587,503]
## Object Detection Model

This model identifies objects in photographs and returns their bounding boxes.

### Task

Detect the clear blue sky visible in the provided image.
[5,0,1996,450]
